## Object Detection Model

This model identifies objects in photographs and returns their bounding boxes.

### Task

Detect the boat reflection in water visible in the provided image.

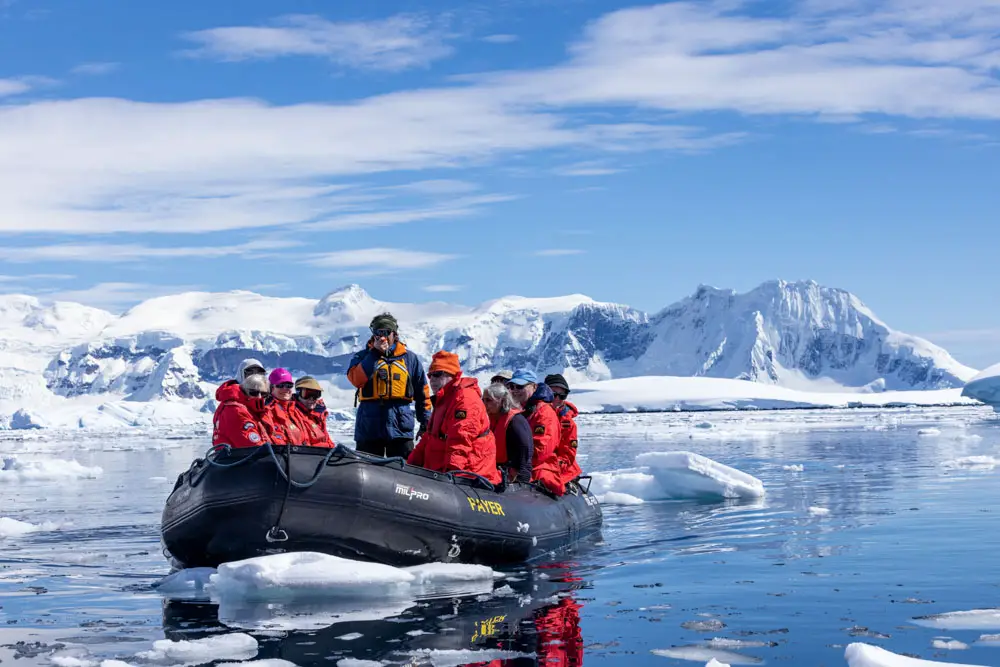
[161,564,586,667]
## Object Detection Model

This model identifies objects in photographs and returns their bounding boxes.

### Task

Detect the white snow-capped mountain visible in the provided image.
[0,280,978,429]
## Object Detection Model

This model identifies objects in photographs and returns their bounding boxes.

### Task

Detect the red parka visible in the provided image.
[556,401,583,485]
[290,398,335,447]
[523,386,563,496]
[212,381,275,448]
[265,398,306,445]
[409,375,502,485]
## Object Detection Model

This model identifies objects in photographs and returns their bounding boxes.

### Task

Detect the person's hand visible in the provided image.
[372,336,390,354]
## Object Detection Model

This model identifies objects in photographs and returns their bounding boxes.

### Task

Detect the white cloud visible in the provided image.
[483,34,518,44]
[534,249,585,256]
[71,62,120,76]
[386,179,481,195]
[0,238,303,263]
[554,161,622,176]
[1,0,998,240]
[0,273,74,282]
[303,194,516,231]
[182,13,454,71]
[307,247,457,272]
[0,75,56,97]
[40,282,200,312]
[423,284,462,292]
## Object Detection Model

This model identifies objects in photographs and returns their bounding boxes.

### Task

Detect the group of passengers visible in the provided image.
[211,360,335,449]
[212,312,583,495]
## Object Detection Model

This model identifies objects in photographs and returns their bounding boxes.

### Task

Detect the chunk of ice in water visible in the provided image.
[912,609,1000,630]
[845,642,987,666]
[135,633,258,665]
[651,646,762,664]
[590,451,764,502]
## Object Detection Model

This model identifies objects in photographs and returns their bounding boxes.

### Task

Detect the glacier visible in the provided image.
[0,280,984,430]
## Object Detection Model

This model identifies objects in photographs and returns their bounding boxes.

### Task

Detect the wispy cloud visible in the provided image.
[0,238,303,263]
[303,194,517,231]
[534,249,585,257]
[182,13,454,71]
[70,61,120,76]
[0,75,56,97]
[307,248,458,274]
[386,179,481,196]
[40,281,201,312]
[0,273,74,282]
[554,161,622,177]
[482,34,518,44]
[423,284,462,292]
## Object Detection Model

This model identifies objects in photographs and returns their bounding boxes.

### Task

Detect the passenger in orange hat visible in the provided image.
[408,351,501,485]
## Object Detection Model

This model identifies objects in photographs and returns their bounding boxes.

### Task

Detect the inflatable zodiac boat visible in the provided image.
[161,444,603,568]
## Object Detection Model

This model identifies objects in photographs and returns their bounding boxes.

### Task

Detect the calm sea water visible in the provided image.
[1,407,998,667]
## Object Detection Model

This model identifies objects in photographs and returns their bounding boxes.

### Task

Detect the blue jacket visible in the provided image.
[346,340,431,443]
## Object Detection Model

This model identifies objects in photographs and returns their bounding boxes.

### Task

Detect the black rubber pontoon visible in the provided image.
[161,445,603,568]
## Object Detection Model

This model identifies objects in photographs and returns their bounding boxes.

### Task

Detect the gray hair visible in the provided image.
[483,382,516,413]
[240,373,269,396]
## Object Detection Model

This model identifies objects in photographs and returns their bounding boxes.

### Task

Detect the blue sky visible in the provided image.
[0,0,998,367]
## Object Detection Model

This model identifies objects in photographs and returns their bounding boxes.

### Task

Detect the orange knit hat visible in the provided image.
[429,350,461,376]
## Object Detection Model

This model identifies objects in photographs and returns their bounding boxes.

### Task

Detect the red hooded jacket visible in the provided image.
[266,398,307,446]
[556,401,583,485]
[522,387,563,496]
[212,380,275,448]
[289,398,335,447]
[409,375,502,485]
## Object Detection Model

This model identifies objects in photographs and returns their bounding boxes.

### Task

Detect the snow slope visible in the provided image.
[0,280,983,430]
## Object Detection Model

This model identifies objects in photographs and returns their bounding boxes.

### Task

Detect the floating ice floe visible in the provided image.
[591,451,765,502]
[976,634,1000,646]
[599,491,645,506]
[782,464,804,472]
[153,567,216,600]
[917,428,942,436]
[217,661,297,667]
[209,552,496,602]
[706,660,730,667]
[941,456,1000,470]
[845,642,987,666]
[135,633,258,665]
[912,609,1000,630]
[808,507,831,516]
[931,638,968,650]
[651,646,761,664]
[400,649,535,667]
[336,659,386,667]
[0,456,102,482]
[0,516,59,538]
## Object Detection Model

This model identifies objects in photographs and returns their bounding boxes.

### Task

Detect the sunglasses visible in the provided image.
[245,389,266,397]
[428,371,451,379]
[275,382,294,389]
[372,328,394,338]
[506,383,528,391]
[244,367,265,376]
[552,391,568,400]
[297,389,322,400]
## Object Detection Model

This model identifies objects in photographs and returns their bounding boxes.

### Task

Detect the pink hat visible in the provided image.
[269,368,293,385]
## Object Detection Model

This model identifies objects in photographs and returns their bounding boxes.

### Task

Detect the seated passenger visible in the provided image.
[545,373,583,486]
[506,369,563,496]
[409,351,501,485]
[212,372,272,448]
[290,376,335,448]
[490,370,513,385]
[265,368,302,446]
[482,383,533,484]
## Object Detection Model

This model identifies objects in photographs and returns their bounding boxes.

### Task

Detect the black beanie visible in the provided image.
[544,373,570,393]
[370,312,398,333]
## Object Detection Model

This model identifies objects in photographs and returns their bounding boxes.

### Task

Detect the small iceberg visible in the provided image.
[912,608,1000,630]
[845,642,987,666]
[961,362,1000,411]
[591,451,765,502]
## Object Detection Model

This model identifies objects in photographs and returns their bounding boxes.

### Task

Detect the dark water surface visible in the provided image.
[1,407,999,667]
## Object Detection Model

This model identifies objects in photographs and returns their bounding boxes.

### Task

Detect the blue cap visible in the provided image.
[507,368,538,385]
